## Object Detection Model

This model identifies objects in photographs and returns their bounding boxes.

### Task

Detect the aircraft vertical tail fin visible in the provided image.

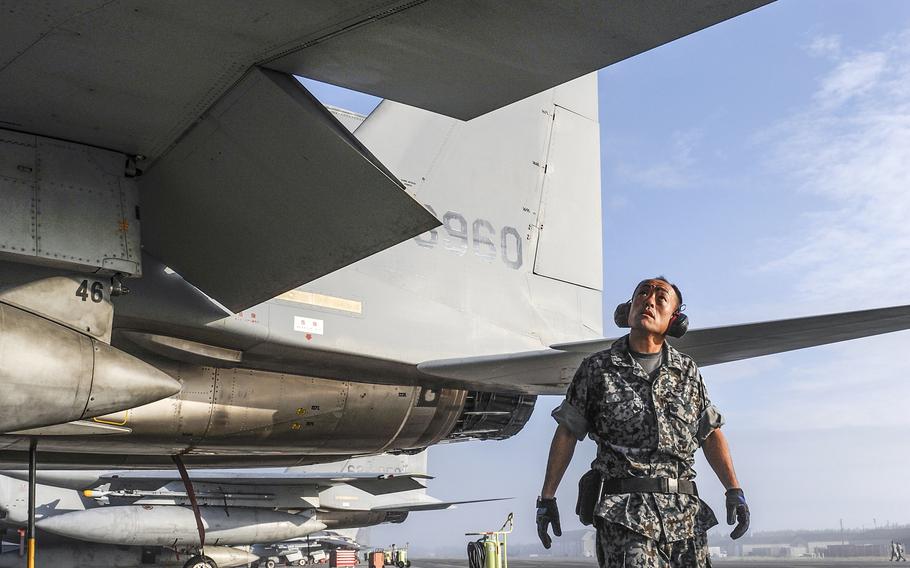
[353,74,603,345]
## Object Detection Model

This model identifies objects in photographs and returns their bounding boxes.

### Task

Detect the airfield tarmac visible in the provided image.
[411,559,897,568]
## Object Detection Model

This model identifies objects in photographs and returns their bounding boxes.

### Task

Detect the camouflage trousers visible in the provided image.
[595,520,711,568]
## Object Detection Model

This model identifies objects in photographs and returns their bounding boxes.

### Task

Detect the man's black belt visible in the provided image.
[602,477,698,496]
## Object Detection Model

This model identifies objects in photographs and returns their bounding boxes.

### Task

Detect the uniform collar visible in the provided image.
[609,334,685,372]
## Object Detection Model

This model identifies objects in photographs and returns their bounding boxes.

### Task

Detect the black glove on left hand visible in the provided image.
[726,488,750,540]
[536,497,561,549]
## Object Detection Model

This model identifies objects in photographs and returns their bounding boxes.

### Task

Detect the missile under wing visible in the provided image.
[0,452,502,548]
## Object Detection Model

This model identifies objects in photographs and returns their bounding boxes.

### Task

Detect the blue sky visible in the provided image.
[304,0,910,550]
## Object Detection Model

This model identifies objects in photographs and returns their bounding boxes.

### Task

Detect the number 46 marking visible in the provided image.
[76,280,104,303]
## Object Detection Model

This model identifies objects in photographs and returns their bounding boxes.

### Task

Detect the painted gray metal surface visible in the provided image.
[219,73,605,377]
[0,73,595,462]
[139,68,438,312]
[0,272,114,343]
[0,1,773,160]
[326,105,368,133]
[37,506,326,546]
[532,106,602,291]
[418,303,910,393]
[0,451,472,553]
[267,1,775,120]
[555,303,910,366]
[0,363,469,461]
[0,302,180,433]
[0,130,140,276]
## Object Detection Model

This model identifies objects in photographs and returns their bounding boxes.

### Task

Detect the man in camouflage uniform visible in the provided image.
[536,277,749,567]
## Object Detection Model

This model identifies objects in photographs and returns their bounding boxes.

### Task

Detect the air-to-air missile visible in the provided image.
[0,300,181,434]
[0,536,259,568]
[36,506,326,546]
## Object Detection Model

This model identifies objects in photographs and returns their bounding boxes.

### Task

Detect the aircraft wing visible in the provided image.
[2,2,773,312]
[370,497,510,512]
[418,304,910,395]
[266,0,775,120]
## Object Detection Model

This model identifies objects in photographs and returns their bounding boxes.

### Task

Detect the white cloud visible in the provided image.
[815,50,887,107]
[728,333,910,431]
[705,355,783,385]
[806,33,842,58]
[722,31,910,437]
[616,128,703,190]
[757,30,910,309]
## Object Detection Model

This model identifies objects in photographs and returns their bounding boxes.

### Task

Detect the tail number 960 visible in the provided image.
[413,207,522,269]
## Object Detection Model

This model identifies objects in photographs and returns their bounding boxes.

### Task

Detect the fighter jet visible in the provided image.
[1,0,803,459]
[0,0,907,469]
[0,452,494,567]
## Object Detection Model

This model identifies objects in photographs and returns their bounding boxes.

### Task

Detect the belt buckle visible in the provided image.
[665,478,679,494]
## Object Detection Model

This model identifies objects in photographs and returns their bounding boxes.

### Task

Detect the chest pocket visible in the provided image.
[595,381,647,443]
[665,397,698,423]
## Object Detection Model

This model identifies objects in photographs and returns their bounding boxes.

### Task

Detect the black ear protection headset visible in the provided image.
[613,286,689,338]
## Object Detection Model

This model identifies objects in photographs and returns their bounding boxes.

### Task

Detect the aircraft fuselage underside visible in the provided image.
[0,360,535,468]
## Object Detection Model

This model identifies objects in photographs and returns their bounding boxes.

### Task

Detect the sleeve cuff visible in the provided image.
[551,400,589,441]
[696,404,725,446]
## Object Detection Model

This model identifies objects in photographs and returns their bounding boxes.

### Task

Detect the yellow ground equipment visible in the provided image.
[466,512,513,568]
[369,545,411,567]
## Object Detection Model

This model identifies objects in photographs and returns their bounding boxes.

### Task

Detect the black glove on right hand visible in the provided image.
[726,488,750,540]
[536,497,561,549]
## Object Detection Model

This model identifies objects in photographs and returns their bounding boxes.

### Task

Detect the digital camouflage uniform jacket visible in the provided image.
[553,335,724,543]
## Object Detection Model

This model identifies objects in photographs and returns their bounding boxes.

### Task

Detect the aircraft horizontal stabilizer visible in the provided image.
[555,304,910,365]
[371,497,510,512]
[140,68,439,313]
[420,304,910,394]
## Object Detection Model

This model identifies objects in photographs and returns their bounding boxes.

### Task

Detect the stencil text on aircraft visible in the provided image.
[414,206,522,269]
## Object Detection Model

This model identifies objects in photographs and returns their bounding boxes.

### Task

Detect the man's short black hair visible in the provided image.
[637,276,683,310]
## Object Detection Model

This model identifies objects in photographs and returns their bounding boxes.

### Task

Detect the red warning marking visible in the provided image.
[305,333,312,341]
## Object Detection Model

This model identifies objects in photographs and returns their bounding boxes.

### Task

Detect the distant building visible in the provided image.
[710,525,910,558]
[508,528,596,558]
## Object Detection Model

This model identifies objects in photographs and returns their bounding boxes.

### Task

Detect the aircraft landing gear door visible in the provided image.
[532,106,602,292]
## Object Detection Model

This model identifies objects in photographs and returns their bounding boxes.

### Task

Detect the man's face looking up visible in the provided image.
[629,279,679,336]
